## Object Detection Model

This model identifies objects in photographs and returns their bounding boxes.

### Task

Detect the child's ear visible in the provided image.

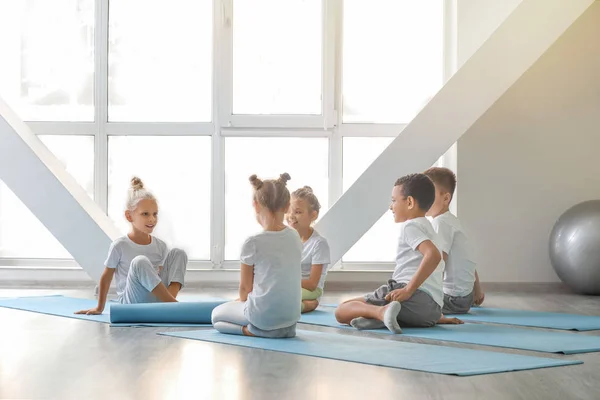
[311,210,319,222]
[125,210,133,222]
[407,196,415,210]
[444,192,451,204]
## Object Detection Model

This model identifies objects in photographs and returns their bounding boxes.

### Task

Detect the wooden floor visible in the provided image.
[1,284,599,400]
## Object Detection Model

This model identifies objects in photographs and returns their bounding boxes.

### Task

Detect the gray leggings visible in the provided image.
[211,301,297,338]
[121,248,187,304]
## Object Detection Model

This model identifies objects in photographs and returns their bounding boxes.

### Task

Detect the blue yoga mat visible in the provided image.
[0,295,223,327]
[447,307,600,331]
[159,329,580,376]
[298,308,600,354]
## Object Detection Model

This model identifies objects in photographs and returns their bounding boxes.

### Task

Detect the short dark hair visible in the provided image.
[423,167,457,200]
[394,173,436,211]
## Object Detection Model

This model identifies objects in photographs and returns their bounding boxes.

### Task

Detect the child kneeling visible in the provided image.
[211,173,302,338]
[335,174,445,333]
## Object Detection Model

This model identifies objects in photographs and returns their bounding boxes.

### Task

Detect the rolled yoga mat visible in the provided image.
[0,295,225,327]
[158,329,581,376]
[298,308,600,354]
[110,300,226,325]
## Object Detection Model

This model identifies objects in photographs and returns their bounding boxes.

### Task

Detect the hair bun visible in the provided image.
[249,174,263,190]
[302,185,313,193]
[278,173,291,185]
[131,176,144,191]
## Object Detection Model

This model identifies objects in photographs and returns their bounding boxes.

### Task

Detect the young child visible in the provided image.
[286,186,331,313]
[75,177,187,315]
[424,167,484,314]
[211,173,302,338]
[335,173,446,334]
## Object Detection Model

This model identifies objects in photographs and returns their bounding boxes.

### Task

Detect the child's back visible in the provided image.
[243,227,302,330]
[431,212,476,298]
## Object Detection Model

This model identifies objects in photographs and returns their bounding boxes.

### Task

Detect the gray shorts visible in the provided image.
[443,292,474,314]
[365,280,442,327]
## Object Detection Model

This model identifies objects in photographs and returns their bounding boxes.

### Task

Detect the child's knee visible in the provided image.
[335,304,349,323]
[169,248,188,263]
[131,255,152,271]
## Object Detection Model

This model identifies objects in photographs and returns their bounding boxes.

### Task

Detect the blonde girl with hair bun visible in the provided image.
[286,186,331,313]
[211,173,302,338]
[76,177,188,315]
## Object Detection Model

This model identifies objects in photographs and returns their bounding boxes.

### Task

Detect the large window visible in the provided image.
[342,137,397,262]
[233,0,322,115]
[0,0,449,270]
[0,0,95,121]
[108,0,212,122]
[224,137,329,260]
[107,136,212,260]
[342,0,444,123]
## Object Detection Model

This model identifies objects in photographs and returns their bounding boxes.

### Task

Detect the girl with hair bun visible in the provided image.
[76,177,187,315]
[287,186,331,313]
[211,173,302,338]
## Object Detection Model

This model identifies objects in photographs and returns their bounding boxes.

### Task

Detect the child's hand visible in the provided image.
[384,287,413,303]
[75,307,103,315]
[473,288,485,306]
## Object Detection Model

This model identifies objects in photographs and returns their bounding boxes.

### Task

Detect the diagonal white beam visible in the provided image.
[0,97,120,281]
[316,0,595,264]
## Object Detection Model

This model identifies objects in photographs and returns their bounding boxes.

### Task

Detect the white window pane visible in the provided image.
[225,137,328,260]
[108,136,211,260]
[342,0,444,123]
[343,137,397,262]
[108,0,212,122]
[0,0,94,121]
[0,136,94,258]
[233,0,322,115]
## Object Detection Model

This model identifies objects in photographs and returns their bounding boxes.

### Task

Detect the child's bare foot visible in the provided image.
[437,315,464,325]
[242,326,256,336]
[378,301,403,334]
[302,300,319,313]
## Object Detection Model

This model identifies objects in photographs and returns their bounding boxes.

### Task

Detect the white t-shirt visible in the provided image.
[430,212,477,297]
[241,227,302,331]
[104,235,168,301]
[301,230,331,290]
[392,217,444,307]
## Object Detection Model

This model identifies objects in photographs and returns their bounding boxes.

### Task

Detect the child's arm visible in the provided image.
[302,264,324,292]
[473,270,485,305]
[239,263,254,301]
[75,267,115,315]
[385,240,441,302]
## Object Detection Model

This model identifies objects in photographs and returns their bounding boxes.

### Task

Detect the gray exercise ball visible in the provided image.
[549,200,600,295]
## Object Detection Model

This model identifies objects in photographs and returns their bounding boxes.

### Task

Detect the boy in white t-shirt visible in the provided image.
[424,167,484,314]
[335,173,451,334]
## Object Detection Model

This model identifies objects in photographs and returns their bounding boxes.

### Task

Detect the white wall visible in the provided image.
[457,0,523,66]
[457,2,600,282]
